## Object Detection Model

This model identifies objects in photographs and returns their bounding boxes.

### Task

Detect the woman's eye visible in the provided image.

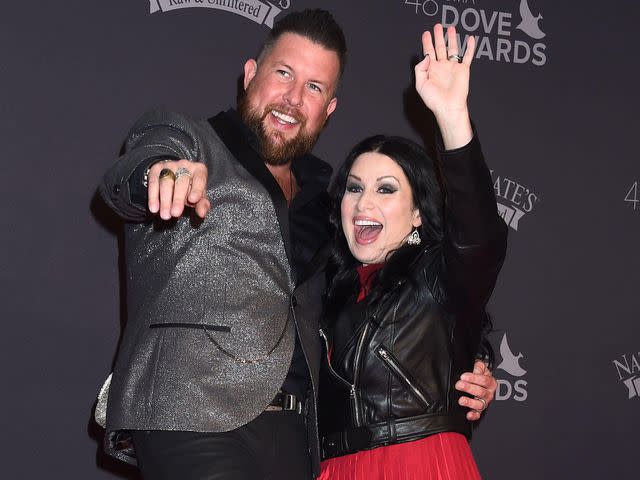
[378,185,397,194]
[346,183,362,193]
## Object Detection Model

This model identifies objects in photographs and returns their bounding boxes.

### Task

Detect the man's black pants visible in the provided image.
[131,410,311,480]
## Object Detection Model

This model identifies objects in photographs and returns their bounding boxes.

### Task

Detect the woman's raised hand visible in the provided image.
[414,24,474,149]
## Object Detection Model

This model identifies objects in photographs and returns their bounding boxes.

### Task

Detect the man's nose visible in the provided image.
[283,82,304,107]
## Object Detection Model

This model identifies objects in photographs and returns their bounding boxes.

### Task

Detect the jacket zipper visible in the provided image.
[375,344,434,408]
[320,326,369,427]
[351,322,370,426]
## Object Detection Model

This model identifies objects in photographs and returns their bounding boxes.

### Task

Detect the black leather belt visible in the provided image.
[265,391,304,414]
[321,413,471,459]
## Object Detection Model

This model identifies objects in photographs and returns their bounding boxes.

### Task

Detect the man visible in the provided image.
[98,9,495,479]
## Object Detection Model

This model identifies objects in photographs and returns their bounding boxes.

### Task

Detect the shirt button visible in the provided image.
[112,184,121,194]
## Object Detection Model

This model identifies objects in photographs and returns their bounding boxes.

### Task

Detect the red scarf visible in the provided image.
[356,263,384,302]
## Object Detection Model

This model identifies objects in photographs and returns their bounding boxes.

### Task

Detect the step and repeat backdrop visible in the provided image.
[2,1,638,478]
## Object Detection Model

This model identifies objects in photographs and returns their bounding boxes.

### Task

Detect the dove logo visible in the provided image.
[147,0,289,28]
[516,0,545,40]
[490,171,539,232]
[497,334,527,377]
[612,352,640,400]
[495,333,528,402]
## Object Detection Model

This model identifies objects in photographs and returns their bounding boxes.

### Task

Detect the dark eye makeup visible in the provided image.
[346,183,362,193]
[378,184,397,194]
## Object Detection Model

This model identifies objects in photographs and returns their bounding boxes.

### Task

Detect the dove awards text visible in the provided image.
[496,379,528,401]
[403,1,547,66]
[442,5,546,66]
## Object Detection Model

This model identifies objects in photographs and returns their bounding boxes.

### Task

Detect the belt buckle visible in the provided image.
[283,393,303,414]
[283,393,296,411]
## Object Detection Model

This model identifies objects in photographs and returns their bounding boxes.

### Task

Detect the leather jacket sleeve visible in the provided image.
[99,110,201,221]
[435,133,508,311]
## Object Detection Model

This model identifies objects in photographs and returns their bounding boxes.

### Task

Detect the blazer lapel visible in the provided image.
[208,111,293,272]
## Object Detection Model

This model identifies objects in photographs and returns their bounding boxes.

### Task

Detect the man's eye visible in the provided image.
[346,183,362,193]
[277,70,291,78]
[307,83,321,93]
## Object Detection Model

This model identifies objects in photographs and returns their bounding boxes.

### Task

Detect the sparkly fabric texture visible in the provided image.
[318,433,481,480]
[101,111,297,454]
[94,373,111,428]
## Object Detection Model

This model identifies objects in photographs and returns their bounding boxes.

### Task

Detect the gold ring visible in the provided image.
[159,168,176,181]
[475,397,487,412]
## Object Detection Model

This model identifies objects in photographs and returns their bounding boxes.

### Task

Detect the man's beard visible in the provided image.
[238,93,323,166]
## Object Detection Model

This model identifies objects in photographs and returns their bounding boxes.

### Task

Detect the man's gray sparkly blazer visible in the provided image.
[97,109,324,470]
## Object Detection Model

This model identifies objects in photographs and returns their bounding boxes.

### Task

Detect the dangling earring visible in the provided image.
[407,228,421,246]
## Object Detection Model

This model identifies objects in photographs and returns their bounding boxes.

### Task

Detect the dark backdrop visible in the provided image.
[2,1,638,478]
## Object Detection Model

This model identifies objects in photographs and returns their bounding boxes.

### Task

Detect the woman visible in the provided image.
[316,25,508,479]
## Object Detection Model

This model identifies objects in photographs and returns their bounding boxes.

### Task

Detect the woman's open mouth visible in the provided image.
[354,218,383,245]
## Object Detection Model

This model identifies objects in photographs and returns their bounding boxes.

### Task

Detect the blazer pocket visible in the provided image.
[149,323,231,333]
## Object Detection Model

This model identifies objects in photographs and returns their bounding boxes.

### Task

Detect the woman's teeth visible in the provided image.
[354,219,382,227]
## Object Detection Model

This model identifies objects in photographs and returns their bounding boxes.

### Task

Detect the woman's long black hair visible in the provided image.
[324,134,494,365]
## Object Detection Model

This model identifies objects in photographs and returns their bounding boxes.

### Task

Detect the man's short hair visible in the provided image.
[258,9,347,78]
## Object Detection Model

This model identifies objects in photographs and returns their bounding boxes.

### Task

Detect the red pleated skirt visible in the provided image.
[318,432,481,480]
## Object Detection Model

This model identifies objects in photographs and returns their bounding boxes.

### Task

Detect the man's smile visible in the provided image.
[271,110,300,125]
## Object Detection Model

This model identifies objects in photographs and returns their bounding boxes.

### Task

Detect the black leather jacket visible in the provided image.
[317,135,508,460]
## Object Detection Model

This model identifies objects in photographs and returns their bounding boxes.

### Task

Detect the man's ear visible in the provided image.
[243,59,258,90]
[326,97,338,118]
